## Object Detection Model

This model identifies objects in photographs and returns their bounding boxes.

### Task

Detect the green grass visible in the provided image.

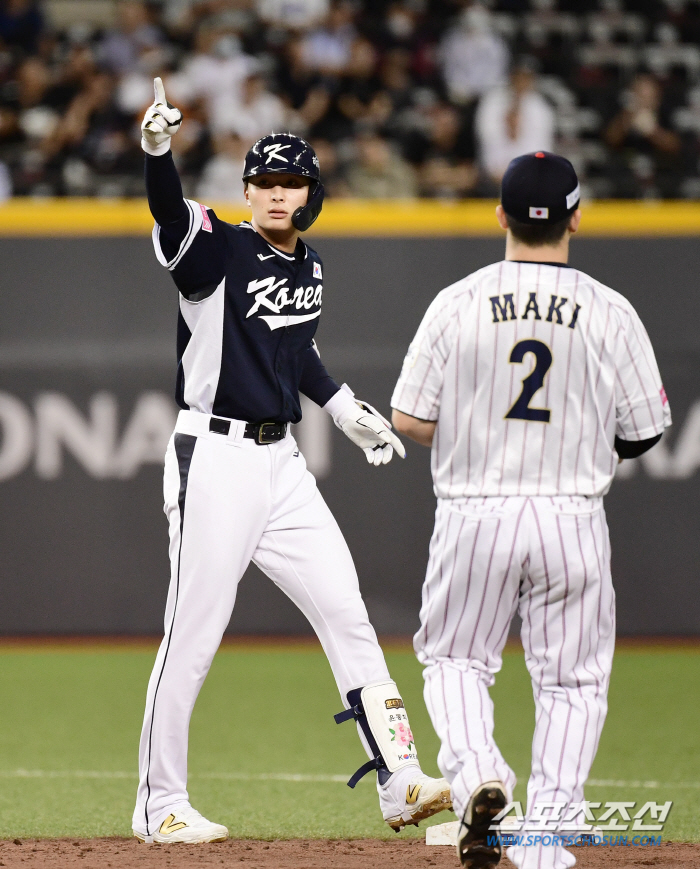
[0,643,698,840]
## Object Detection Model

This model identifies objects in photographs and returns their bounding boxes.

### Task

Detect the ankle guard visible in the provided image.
[334,680,419,788]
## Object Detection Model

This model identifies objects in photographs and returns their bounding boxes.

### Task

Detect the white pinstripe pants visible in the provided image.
[415,496,615,869]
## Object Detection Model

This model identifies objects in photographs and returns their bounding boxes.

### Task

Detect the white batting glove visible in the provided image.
[141,77,183,156]
[324,385,406,466]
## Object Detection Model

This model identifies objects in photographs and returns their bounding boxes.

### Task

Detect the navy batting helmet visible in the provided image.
[242,132,324,232]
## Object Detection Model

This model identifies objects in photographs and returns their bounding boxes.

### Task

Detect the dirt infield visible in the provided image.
[0,838,696,868]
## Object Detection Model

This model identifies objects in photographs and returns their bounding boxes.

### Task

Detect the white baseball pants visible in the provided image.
[133,410,391,835]
[415,496,615,869]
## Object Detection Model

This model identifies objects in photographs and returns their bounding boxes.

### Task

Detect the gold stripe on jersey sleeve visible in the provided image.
[0,198,700,236]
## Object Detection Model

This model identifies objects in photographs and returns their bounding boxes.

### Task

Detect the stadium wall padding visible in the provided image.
[0,234,698,636]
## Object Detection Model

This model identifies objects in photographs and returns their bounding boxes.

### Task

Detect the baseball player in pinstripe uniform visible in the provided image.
[391,152,671,869]
[131,79,452,845]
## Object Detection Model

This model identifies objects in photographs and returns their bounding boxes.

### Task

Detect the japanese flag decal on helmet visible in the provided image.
[243,132,325,232]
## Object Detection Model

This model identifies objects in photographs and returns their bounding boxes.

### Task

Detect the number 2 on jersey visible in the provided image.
[505,339,553,423]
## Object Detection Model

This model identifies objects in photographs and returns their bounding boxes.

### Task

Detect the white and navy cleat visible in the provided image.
[134,805,228,844]
[382,770,453,832]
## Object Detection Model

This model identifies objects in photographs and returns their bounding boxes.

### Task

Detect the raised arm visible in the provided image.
[145,152,189,256]
[140,77,226,298]
[141,77,189,256]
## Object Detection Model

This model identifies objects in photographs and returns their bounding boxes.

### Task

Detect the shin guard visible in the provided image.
[334,680,419,788]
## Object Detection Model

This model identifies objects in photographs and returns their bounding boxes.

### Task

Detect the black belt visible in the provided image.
[209,417,287,445]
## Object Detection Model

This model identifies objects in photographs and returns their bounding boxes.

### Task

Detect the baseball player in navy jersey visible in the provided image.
[131,79,452,844]
[391,153,671,869]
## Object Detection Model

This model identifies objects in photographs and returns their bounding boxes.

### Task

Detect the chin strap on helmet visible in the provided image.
[292,180,325,232]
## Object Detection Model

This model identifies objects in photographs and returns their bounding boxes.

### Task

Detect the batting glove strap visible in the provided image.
[141,137,171,157]
[323,384,357,421]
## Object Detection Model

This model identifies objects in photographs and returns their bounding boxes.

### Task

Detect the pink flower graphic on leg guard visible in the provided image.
[390,721,414,748]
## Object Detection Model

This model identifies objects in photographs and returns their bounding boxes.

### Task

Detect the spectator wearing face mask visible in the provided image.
[301,1,357,75]
[165,24,256,130]
[475,57,555,184]
[439,4,509,106]
[380,2,421,50]
[216,68,286,141]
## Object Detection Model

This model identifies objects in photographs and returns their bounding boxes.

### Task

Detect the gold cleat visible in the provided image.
[385,775,453,832]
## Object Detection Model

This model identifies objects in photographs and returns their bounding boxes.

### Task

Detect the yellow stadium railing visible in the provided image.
[0,198,699,236]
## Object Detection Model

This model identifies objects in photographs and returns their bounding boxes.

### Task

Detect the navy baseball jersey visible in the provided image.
[146,152,338,424]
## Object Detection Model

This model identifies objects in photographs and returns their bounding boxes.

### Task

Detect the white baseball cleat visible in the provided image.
[381,768,453,832]
[134,805,228,844]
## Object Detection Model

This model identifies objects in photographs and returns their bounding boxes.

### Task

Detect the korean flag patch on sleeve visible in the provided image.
[313,262,322,279]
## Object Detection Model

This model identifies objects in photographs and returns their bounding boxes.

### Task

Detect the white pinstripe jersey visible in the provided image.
[391,260,671,499]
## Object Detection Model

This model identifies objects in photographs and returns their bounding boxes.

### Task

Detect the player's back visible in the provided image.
[393,259,669,499]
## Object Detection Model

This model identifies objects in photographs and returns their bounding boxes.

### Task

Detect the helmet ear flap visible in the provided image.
[292,180,325,232]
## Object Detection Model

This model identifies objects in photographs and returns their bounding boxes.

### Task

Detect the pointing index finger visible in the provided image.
[153,76,166,105]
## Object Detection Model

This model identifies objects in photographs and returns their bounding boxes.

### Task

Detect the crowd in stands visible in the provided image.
[0,0,700,200]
